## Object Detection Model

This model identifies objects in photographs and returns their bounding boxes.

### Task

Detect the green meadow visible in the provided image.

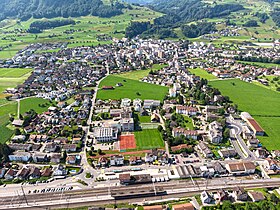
[97,75,168,101]
[209,79,280,149]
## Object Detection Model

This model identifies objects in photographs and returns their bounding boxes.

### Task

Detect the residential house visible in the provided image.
[217,189,229,202]
[29,167,41,179]
[16,167,30,180]
[53,165,67,176]
[201,191,213,204]
[233,186,248,201]
[176,106,197,116]
[5,169,16,180]
[247,137,260,148]
[110,155,124,166]
[129,156,142,165]
[33,153,49,163]
[172,128,198,140]
[41,168,52,177]
[255,148,268,159]
[9,152,31,162]
[66,155,78,165]
[120,118,134,132]
[62,144,77,152]
[218,148,237,158]
[143,100,160,110]
[98,157,109,168]
[44,142,57,153]
[272,150,280,159]
[208,121,223,144]
[50,153,61,164]
[248,191,265,202]
[0,168,6,179]
[197,142,213,158]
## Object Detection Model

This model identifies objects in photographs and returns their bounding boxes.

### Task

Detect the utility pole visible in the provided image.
[21,186,28,206]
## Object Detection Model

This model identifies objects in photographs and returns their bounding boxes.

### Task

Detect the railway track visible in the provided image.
[1,179,280,209]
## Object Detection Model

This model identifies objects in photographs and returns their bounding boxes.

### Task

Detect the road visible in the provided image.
[227,117,256,161]
[1,178,280,209]
[79,68,110,183]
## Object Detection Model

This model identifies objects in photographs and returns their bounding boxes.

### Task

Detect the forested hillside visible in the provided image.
[0,0,126,21]
[125,0,244,39]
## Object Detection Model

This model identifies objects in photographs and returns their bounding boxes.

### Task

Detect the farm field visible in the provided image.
[134,129,164,150]
[0,102,17,143]
[0,68,33,78]
[20,98,52,114]
[0,68,34,142]
[209,79,280,149]
[188,68,217,81]
[97,75,168,101]
[0,6,162,59]
[255,117,280,150]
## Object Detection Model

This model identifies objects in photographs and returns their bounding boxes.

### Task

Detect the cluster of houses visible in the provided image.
[200,187,266,205]
[0,164,73,182]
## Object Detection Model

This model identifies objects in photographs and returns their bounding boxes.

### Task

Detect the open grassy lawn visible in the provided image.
[254,117,280,150]
[183,116,194,130]
[189,68,217,81]
[0,68,33,77]
[134,129,164,150]
[139,115,151,123]
[0,102,17,143]
[116,64,168,81]
[209,79,280,149]
[97,75,168,101]
[20,98,52,114]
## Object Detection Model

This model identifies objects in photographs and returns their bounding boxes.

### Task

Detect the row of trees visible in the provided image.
[235,55,280,65]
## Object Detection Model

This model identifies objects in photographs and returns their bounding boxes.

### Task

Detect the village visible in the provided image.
[0,38,280,209]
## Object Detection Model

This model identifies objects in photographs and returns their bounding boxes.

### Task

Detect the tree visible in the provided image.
[97,149,102,155]
[158,125,163,132]
[223,128,230,140]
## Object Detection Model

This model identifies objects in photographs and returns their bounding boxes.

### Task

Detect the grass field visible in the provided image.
[134,129,164,150]
[97,75,168,101]
[254,116,280,150]
[0,102,17,143]
[209,79,280,149]
[0,68,33,78]
[0,6,162,59]
[139,115,151,123]
[116,64,168,81]
[20,98,52,114]
[188,68,217,81]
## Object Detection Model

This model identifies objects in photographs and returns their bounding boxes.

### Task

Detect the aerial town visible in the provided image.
[0,37,279,209]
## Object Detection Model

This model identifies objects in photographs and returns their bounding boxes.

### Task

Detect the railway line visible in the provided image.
[1,178,280,209]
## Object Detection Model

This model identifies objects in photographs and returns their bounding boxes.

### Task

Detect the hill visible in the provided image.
[0,0,126,21]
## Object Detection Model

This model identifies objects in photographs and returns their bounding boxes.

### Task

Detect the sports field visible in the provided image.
[119,134,136,150]
[134,129,164,150]
[209,79,280,149]
[97,75,168,101]
[188,68,217,81]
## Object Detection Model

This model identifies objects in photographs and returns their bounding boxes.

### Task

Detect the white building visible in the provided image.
[93,127,118,142]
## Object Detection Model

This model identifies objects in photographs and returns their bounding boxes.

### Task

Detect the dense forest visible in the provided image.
[0,0,125,21]
[125,0,244,39]
[27,19,76,33]
[271,8,280,27]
